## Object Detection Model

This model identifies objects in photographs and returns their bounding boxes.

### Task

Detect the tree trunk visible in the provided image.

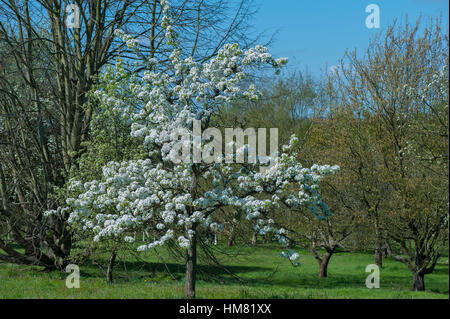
[251,231,257,246]
[227,219,237,247]
[382,246,388,258]
[106,251,117,284]
[374,239,383,268]
[374,216,383,268]
[318,252,332,278]
[412,271,425,291]
[184,234,198,299]
[287,238,295,249]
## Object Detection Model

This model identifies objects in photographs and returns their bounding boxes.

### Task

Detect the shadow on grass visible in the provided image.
[75,259,394,291]
[77,259,271,285]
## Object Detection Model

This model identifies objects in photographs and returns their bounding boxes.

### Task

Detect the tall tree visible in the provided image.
[0,0,262,268]
[337,18,449,290]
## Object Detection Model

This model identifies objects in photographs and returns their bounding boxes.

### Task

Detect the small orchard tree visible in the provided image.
[286,193,359,278]
[48,1,339,298]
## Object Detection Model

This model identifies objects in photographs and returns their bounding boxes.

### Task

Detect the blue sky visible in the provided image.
[252,0,449,75]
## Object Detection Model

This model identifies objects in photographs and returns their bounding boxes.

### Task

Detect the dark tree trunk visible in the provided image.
[185,164,199,299]
[318,252,332,278]
[227,234,235,247]
[374,218,383,268]
[106,251,117,284]
[184,234,197,299]
[287,238,295,249]
[374,240,383,268]
[382,247,388,258]
[412,271,425,291]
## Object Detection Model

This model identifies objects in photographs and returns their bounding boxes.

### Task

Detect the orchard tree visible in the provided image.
[289,114,364,278]
[337,18,449,290]
[48,4,339,298]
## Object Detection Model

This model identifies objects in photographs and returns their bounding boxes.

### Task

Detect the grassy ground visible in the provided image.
[0,244,448,299]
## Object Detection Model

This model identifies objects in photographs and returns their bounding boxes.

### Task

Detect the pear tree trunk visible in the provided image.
[106,251,117,284]
[318,251,333,278]
[184,234,198,299]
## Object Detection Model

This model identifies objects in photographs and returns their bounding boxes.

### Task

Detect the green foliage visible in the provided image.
[74,60,147,182]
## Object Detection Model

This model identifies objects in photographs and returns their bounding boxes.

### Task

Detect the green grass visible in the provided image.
[0,244,448,299]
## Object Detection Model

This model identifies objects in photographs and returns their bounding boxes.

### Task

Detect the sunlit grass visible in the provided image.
[0,244,448,299]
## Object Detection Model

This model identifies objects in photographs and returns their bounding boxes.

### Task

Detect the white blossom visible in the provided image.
[46,2,338,256]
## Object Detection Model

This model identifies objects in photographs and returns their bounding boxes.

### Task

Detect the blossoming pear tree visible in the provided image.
[46,0,339,298]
